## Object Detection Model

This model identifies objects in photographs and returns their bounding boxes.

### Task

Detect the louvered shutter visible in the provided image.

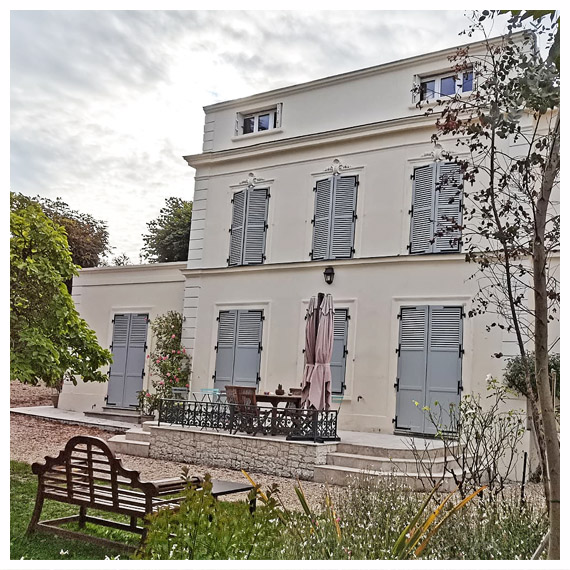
[214,311,238,390]
[229,191,246,266]
[331,176,357,259]
[433,163,462,253]
[330,308,348,394]
[312,178,333,260]
[395,306,429,431]
[410,164,436,254]
[123,314,148,407]
[233,310,263,387]
[424,306,463,434]
[107,314,130,406]
[243,188,268,265]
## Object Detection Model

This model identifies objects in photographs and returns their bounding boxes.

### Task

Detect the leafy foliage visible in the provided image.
[141,197,192,262]
[504,352,560,399]
[11,193,111,268]
[136,473,277,560]
[410,378,526,499]
[10,193,112,390]
[137,311,191,414]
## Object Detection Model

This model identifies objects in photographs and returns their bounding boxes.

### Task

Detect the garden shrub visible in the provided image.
[137,311,191,414]
[503,351,560,400]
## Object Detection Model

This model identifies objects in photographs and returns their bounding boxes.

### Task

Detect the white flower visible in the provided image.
[60,550,69,556]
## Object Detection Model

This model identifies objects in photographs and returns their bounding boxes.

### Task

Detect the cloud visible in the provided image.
[10,10,508,261]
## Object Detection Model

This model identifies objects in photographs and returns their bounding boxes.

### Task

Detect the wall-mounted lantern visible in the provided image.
[323,266,335,285]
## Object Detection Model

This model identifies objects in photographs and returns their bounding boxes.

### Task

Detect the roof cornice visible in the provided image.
[202,33,526,114]
[183,113,438,168]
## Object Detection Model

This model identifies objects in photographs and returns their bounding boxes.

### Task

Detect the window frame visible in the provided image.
[236,104,282,137]
[416,69,474,103]
[310,174,359,261]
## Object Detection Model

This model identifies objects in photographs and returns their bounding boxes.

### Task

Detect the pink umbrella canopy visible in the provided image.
[301,293,334,410]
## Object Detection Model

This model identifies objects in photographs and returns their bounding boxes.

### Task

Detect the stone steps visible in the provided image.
[327,451,461,474]
[108,422,152,457]
[313,464,457,492]
[316,440,463,490]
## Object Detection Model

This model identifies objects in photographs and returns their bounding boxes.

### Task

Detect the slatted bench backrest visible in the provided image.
[32,435,158,518]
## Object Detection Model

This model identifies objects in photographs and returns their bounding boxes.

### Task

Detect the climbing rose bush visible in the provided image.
[138,311,191,414]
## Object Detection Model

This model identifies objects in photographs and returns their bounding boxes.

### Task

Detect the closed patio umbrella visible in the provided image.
[301,293,334,410]
[300,295,318,408]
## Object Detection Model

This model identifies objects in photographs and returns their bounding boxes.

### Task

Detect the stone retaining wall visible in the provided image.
[149,424,337,480]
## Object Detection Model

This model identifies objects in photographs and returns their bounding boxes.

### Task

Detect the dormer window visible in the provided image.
[418,70,473,102]
[236,103,282,136]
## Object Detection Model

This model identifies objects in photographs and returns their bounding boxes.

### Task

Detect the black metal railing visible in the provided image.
[158,399,339,442]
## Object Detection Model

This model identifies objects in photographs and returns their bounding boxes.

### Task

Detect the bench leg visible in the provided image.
[78,506,87,528]
[26,491,45,535]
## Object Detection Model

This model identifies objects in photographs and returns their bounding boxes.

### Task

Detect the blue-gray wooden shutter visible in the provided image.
[330,308,349,394]
[395,306,429,432]
[214,310,237,390]
[107,313,130,406]
[424,306,463,434]
[229,190,246,266]
[311,178,333,260]
[433,163,462,253]
[410,164,436,254]
[233,310,263,387]
[243,188,269,265]
[123,314,149,407]
[331,176,358,259]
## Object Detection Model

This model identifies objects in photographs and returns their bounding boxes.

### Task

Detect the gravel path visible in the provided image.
[10,382,333,510]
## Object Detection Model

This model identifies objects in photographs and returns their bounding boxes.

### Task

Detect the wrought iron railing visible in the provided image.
[158,399,339,443]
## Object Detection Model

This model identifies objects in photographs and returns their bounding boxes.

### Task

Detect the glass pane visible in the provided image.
[462,71,473,92]
[258,114,270,131]
[420,80,435,100]
[243,117,255,134]
[440,76,456,96]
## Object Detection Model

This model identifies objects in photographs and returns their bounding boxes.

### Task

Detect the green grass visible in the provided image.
[10,461,133,561]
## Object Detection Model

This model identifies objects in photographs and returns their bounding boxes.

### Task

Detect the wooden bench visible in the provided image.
[26,435,255,551]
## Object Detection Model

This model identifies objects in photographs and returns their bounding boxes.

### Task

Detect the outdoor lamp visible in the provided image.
[324,266,335,285]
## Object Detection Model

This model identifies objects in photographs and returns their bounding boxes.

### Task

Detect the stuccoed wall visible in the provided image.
[149,424,337,480]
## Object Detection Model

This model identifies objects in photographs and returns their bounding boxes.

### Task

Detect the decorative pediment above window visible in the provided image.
[230,172,274,190]
[421,143,450,162]
[312,158,363,178]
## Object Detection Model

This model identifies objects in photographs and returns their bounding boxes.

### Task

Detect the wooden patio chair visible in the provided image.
[225,386,269,435]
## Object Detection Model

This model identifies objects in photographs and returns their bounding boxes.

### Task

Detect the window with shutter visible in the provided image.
[409,162,462,254]
[395,305,463,434]
[107,313,149,407]
[228,188,269,266]
[213,309,263,389]
[330,308,349,394]
[311,175,358,260]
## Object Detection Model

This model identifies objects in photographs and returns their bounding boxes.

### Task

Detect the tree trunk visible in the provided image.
[533,114,560,560]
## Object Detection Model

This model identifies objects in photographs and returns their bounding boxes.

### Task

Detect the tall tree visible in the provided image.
[10,193,113,392]
[141,197,192,262]
[11,193,111,268]
[422,11,559,558]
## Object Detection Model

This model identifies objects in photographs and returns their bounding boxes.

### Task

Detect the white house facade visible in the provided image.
[179,37,537,435]
[60,36,557,442]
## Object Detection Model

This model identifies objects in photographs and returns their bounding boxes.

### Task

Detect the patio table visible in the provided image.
[256,394,302,435]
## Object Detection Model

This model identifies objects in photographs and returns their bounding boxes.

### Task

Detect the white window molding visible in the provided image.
[413,69,474,104]
[235,103,282,137]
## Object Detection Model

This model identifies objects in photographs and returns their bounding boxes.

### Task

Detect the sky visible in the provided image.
[10,9,514,264]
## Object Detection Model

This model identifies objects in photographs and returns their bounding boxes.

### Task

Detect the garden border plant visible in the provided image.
[406,378,526,499]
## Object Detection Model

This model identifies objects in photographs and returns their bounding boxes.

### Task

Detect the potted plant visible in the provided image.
[275,383,285,396]
[50,378,64,408]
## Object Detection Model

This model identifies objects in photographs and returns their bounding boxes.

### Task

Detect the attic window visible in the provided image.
[236,103,282,136]
[418,70,473,102]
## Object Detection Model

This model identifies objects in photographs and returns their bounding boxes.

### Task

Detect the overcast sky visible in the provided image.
[10,10,512,263]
